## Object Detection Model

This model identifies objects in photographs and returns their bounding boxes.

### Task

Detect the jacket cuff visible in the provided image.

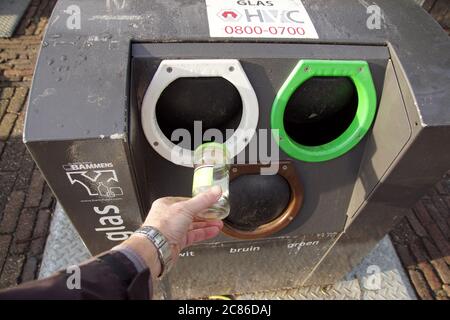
[97,249,153,300]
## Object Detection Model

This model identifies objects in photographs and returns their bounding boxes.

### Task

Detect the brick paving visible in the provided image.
[390,173,450,300]
[0,0,449,300]
[0,0,57,289]
[423,0,450,33]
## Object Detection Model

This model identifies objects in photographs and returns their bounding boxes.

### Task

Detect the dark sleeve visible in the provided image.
[0,250,152,300]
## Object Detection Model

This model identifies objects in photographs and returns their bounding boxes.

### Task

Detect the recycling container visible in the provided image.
[24,0,450,298]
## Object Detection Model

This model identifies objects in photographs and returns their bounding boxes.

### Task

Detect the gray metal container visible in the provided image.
[24,0,450,298]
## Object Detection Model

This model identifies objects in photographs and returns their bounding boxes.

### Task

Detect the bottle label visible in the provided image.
[192,165,214,192]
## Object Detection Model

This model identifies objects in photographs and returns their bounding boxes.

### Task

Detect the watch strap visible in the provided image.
[134,226,173,278]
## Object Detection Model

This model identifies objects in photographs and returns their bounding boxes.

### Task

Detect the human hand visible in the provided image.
[121,186,223,278]
[143,185,224,259]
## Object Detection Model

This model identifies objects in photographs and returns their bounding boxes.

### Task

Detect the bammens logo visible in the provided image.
[63,162,124,198]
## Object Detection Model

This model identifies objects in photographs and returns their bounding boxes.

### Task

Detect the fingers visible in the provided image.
[186,226,221,246]
[167,197,190,203]
[189,220,224,230]
[179,186,222,217]
[153,197,190,207]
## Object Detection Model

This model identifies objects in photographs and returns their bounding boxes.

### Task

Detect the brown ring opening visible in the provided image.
[222,161,303,239]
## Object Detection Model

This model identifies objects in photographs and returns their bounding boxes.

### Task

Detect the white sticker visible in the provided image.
[205,0,319,39]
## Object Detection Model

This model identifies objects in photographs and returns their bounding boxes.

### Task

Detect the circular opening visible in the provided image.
[283,77,358,146]
[225,174,291,231]
[155,77,243,150]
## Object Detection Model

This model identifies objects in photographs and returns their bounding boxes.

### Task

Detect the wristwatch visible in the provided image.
[134,226,173,278]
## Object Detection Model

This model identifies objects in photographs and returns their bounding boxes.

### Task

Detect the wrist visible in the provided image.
[122,234,162,280]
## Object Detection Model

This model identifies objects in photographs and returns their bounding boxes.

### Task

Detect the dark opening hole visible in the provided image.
[155,77,243,150]
[284,77,358,146]
[226,174,291,231]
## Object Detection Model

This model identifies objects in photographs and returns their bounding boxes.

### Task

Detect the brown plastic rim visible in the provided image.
[222,161,304,239]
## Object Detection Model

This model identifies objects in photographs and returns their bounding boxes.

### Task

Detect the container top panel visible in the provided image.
[24,0,450,142]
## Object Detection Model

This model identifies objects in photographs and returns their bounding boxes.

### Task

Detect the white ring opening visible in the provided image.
[141,59,259,167]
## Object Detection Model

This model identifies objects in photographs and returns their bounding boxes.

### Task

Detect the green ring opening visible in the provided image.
[271,59,377,162]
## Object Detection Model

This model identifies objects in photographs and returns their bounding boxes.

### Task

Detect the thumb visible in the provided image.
[181,186,222,217]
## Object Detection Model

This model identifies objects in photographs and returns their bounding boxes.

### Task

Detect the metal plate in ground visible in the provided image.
[0,0,31,38]
[38,203,91,279]
[235,237,417,300]
[39,204,417,300]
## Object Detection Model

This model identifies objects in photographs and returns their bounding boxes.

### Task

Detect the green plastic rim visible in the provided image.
[271,59,377,162]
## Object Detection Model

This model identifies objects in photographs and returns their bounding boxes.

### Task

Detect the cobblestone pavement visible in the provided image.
[0,0,57,289]
[0,0,449,299]
[422,0,449,33]
[390,173,450,300]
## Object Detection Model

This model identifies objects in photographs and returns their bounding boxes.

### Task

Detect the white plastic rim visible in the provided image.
[141,59,259,167]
